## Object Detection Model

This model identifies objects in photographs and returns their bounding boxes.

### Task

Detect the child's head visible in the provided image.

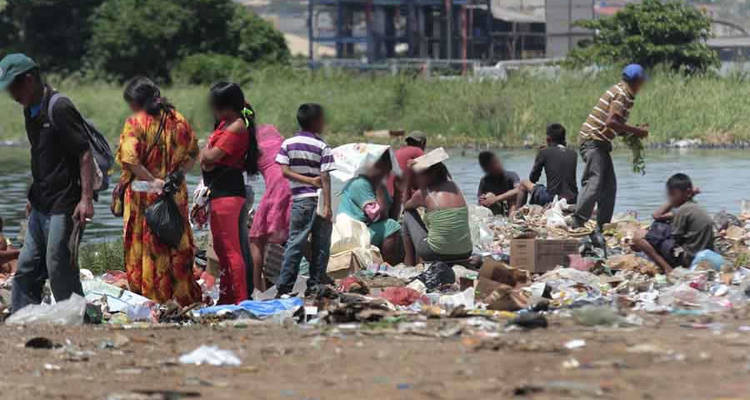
[666,173,693,207]
[478,151,502,175]
[546,123,566,146]
[297,103,325,134]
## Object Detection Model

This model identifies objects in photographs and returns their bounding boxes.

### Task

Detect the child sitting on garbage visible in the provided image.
[515,123,578,208]
[631,173,714,273]
[477,151,523,216]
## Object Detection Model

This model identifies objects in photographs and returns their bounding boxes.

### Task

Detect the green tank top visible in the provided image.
[424,206,472,256]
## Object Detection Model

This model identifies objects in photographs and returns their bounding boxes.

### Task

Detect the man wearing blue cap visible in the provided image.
[0,53,95,312]
[572,64,649,229]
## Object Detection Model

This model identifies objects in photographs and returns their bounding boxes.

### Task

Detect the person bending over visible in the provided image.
[571,64,649,229]
[516,123,578,208]
[402,162,472,266]
[631,173,714,274]
[338,152,403,265]
[477,151,522,216]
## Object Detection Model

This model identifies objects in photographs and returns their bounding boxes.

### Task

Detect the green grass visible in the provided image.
[1,68,750,147]
[78,238,124,276]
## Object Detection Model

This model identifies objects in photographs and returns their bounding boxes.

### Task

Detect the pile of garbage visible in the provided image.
[3,202,750,336]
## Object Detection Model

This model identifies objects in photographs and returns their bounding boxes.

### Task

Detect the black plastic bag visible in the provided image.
[145,193,184,248]
[414,262,456,292]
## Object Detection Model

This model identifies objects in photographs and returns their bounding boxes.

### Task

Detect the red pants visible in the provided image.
[210,196,248,304]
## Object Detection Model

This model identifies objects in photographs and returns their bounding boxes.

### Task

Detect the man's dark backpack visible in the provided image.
[47,92,114,200]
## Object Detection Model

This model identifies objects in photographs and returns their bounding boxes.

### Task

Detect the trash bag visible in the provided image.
[415,262,456,292]
[690,250,726,271]
[6,293,87,325]
[145,193,184,248]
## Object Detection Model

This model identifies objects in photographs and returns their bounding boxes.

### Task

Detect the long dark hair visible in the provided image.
[209,81,260,175]
[123,76,174,117]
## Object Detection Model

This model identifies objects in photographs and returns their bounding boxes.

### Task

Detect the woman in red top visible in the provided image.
[199,82,260,304]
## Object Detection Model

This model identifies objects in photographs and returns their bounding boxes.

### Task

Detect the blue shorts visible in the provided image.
[530,184,554,206]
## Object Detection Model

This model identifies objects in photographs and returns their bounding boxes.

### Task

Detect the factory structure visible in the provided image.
[306,0,594,64]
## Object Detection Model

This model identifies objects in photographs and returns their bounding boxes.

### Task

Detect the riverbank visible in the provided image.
[1,69,750,147]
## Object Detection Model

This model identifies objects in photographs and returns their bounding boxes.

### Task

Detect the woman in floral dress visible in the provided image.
[116,76,200,306]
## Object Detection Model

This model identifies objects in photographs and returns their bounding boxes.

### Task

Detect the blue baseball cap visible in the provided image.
[622,64,647,83]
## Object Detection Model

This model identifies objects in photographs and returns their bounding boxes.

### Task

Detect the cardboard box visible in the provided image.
[327,251,365,280]
[511,238,580,273]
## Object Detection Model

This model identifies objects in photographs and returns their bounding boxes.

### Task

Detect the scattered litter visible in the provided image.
[179,345,241,366]
[564,339,586,350]
[7,294,87,325]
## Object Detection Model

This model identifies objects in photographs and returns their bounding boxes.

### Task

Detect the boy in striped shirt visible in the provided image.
[275,104,335,296]
[571,64,649,229]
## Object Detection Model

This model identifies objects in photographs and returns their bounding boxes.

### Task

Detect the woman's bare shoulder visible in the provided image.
[226,119,247,134]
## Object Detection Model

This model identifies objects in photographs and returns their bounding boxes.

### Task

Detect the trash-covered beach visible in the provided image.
[3,202,750,398]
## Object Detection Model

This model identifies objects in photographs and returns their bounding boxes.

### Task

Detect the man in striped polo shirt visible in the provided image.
[275,103,335,296]
[572,64,649,229]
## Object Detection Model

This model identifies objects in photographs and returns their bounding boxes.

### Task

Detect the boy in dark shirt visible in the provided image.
[517,123,578,207]
[477,151,522,216]
[632,173,714,273]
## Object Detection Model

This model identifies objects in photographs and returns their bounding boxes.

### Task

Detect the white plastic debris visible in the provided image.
[6,294,87,326]
[178,345,241,366]
[564,339,586,350]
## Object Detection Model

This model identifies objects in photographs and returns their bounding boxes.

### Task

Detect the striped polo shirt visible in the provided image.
[276,131,336,199]
[579,81,636,143]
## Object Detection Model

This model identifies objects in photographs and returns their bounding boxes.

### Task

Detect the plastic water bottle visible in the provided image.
[131,180,159,193]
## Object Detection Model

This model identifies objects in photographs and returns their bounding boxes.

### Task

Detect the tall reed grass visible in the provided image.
[0,68,748,147]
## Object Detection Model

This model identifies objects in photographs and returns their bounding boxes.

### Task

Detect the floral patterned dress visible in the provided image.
[116,110,201,306]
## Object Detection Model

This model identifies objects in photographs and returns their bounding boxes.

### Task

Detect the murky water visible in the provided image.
[0,147,747,242]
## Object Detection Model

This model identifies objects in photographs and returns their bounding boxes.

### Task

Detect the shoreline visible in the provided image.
[2,138,749,150]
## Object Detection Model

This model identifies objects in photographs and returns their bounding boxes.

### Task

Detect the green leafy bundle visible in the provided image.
[624,134,646,175]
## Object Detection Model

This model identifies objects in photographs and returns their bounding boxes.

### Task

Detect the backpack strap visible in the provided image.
[46,92,64,128]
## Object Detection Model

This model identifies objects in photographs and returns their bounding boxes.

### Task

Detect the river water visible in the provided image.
[0,147,747,243]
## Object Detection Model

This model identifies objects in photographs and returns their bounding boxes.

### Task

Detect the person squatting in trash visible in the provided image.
[200,82,260,304]
[0,54,95,312]
[571,64,649,230]
[631,173,715,274]
[515,123,578,208]
[117,76,201,306]
[402,161,473,266]
[275,104,335,296]
[477,151,523,216]
[338,151,404,265]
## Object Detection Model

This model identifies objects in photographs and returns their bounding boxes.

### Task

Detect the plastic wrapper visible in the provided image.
[415,262,456,292]
[6,293,87,325]
[179,345,241,366]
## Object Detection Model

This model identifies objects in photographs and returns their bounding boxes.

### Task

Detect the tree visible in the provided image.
[0,0,104,72]
[87,0,191,81]
[87,0,289,81]
[567,0,719,74]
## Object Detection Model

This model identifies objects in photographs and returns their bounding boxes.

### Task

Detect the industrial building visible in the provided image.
[306,0,594,65]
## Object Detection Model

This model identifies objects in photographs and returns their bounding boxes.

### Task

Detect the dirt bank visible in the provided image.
[2,312,750,400]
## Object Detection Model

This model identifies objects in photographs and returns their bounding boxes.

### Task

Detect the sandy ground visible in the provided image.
[3,312,750,400]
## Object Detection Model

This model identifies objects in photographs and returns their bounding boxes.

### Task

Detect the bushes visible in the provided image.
[87,0,289,81]
[172,53,252,85]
